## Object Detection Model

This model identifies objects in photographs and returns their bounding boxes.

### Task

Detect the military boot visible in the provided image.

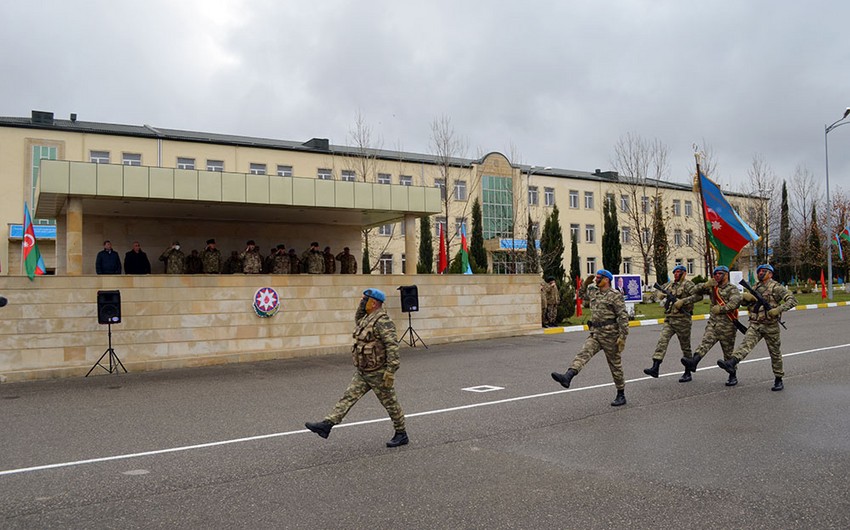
[305,420,333,439]
[725,374,738,386]
[643,359,662,378]
[551,368,577,388]
[678,369,692,383]
[717,357,739,376]
[681,353,703,372]
[387,431,409,447]
[771,377,783,391]
[610,389,626,407]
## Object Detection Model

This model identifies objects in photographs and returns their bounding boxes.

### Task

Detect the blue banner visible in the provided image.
[9,224,57,240]
[614,274,642,302]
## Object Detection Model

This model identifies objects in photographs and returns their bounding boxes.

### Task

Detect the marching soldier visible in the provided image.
[644,265,697,382]
[680,266,742,386]
[305,288,408,447]
[551,269,629,406]
[718,264,797,391]
[542,276,560,327]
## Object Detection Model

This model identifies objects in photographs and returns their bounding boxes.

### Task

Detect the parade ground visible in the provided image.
[1,306,848,529]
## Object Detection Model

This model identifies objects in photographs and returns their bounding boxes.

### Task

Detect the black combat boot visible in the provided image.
[551,368,577,388]
[725,374,738,386]
[678,369,692,383]
[681,354,703,372]
[716,357,739,376]
[643,359,662,378]
[305,420,333,439]
[771,377,783,391]
[611,389,626,407]
[387,431,409,447]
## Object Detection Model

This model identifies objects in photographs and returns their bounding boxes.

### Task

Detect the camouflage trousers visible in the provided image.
[653,316,693,361]
[569,330,625,390]
[693,317,737,361]
[732,321,784,377]
[544,304,558,326]
[326,370,405,432]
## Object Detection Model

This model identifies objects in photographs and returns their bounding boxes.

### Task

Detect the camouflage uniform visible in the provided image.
[271,252,289,274]
[731,279,796,377]
[240,249,263,274]
[324,249,336,274]
[287,250,301,274]
[201,248,222,274]
[569,286,629,390]
[544,281,560,327]
[337,251,358,274]
[185,251,203,274]
[684,281,742,362]
[302,248,325,274]
[222,252,242,274]
[159,248,185,274]
[652,278,696,361]
[325,304,405,432]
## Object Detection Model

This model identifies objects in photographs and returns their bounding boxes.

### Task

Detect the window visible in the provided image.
[620,194,630,213]
[379,254,393,274]
[481,175,514,239]
[341,169,355,181]
[528,186,539,206]
[687,258,695,274]
[454,180,468,201]
[544,187,555,207]
[435,179,446,200]
[585,224,595,244]
[673,229,682,246]
[377,173,391,185]
[642,227,650,245]
[621,226,631,244]
[30,144,58,215]
[378,224,393,236]
[400,221,406,236]
[399,175,412,186]
[317,168,333,180]
[584,191,594,210]
[684,200,693,217]
[641,196,650,213]
[586,257,597,275]
[685,230,693,247]
[401,253,406,272]
[455,217,468,235]
[570,223,580,242]
[606,193,615,208]
[90,151,110,164]
[277,165,293,177]
[531,222,540,239]
[623,257,632,274]
[435,216,447,236]
[249,163,267,175]
[177,157,195,170]
[673,199,681,216]
[569,190,579,209]
[122,153,141,166]
[207,160,224,172]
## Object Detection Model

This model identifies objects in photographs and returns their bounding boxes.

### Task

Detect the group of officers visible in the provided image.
[551,263,797,406]
[95,239,359,275]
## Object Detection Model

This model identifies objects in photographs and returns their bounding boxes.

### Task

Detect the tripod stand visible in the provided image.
[86,323,127,376]
[399,312,427,348]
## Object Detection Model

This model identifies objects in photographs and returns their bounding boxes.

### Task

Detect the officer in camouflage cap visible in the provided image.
[201,239,222,274]
[644,265,697,382]
[551,269,629,406]
[159,241,185,274]
[718,264,797,391]
[306,288,408,447]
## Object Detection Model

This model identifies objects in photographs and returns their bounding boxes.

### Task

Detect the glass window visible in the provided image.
[379,254,393,274]
[435,179,446,200]
[620,194,630,212]
[249,163,267,175]
[317,168,333,180]
[207,160,224,172]
[528,186,539,206]
[341,169,356,181]
[544,187,555,207]
[673,199,681,216]
[684,200,693,217]
[584,191,594,210]
[481,175,514,239]
[570,223,580,241]
[400,221,406,236]
[585,224,595,244]
[455,180,468,201]
[673,229,682,246]
[90,150,110,164]
[569,190,579,209]
[642,227,650,245]
[277,165,293,177]
[122,153,141,166]
[531,222,540,239]
[399,175,412,186]
[623,257,632,274]
[455,217,468,235]
[687,258,695,274]
[378,224,393,236]
[435,216,447,236]
[586,257,597,275]
[685,230,693,247]
[30,144,58,216]
[177,157,195,170]
[641,196,650,213]
[377,173,391,184]
[621,226,631,244]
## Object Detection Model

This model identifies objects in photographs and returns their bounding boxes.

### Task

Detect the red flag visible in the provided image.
[575,275,583,317]
[438,224,447,274]
[820,269,827,299]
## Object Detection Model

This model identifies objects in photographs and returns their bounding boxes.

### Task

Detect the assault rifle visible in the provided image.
[653,282,690,315]
[739,279,787,329]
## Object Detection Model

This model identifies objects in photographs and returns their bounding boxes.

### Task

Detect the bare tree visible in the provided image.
[741,154,778,265]
[789,164,821,279]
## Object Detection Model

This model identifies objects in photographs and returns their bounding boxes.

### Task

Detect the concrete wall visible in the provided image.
[0,274,540,382]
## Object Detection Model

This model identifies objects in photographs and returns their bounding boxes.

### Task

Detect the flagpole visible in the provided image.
[694,154,715,274]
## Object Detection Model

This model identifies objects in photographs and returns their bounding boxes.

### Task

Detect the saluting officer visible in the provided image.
[644,265,698,382]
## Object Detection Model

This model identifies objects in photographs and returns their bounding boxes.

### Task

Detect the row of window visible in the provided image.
[527,186,556,207]
[569,224,696,246]
[555,190,695,218]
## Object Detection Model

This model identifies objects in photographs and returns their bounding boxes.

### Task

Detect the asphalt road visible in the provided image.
[1,306,849,529]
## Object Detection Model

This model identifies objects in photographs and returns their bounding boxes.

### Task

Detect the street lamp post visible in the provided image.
[824,107,850,300]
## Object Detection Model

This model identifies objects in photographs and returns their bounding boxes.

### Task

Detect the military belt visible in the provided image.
[588,319,618,328]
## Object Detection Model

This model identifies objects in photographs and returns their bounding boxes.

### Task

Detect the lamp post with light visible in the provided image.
[824,107,850,300]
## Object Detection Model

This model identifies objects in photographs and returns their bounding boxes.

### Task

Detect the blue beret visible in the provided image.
[713,266,729,274]
[757,264,774,273]
[363,288,386,303]
[596,269,614,282]
[673,265,687,273]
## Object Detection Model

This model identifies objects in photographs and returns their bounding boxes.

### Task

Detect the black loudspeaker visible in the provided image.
[399,285,419,313]
[97,290,121,324]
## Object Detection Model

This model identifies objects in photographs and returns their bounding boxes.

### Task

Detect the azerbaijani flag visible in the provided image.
[699,172,760,267]
[437,224,447,274]
[22,203,47,280]
[460,223,472,275]
[833,234,845,261]
[840,226,850,243]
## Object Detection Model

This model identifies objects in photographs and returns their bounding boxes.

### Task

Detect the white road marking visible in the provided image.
[462,385,505,392]
[1,343,848,477]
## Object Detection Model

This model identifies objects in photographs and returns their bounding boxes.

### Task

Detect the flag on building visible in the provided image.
[840,226,850,243]
[460,224,472,275]
[438,224,447,274]
[698,172,760,267]
[833,233,845,261]
[22,203,47,280]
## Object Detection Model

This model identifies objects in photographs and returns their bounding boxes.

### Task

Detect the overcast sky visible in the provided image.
[2,1,849,204]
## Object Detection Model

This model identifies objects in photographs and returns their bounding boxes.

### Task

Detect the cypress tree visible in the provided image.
[602,196,622,274]
[470,198,487,272]
[417,216,434,273]
[569,233,581,287]
[653,200,668,284]
[776,181,792,283]
[805,204,822,281]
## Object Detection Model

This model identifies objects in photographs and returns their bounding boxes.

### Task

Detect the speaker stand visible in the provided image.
[86,323,128,376]
[400,313,427,348]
